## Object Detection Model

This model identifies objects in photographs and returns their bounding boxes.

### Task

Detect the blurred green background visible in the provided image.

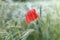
[0,0,60,40]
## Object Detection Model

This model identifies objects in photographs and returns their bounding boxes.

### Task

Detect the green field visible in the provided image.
[0,0,60,40]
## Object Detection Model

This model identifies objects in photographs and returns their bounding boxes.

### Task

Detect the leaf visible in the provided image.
[13,21,17,26]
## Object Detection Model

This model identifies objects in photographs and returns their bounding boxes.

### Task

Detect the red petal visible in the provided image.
[26,9,39,23]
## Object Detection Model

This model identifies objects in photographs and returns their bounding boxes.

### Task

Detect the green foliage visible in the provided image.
[13,0,26,2]
[0,1,60,40]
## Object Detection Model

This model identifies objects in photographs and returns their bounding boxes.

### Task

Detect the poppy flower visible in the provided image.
[26,9,39,23]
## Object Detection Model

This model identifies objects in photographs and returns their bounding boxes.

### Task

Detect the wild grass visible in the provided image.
[0,1,60,40]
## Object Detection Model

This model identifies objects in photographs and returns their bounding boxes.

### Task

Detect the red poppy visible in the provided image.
[26,9,39,23]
